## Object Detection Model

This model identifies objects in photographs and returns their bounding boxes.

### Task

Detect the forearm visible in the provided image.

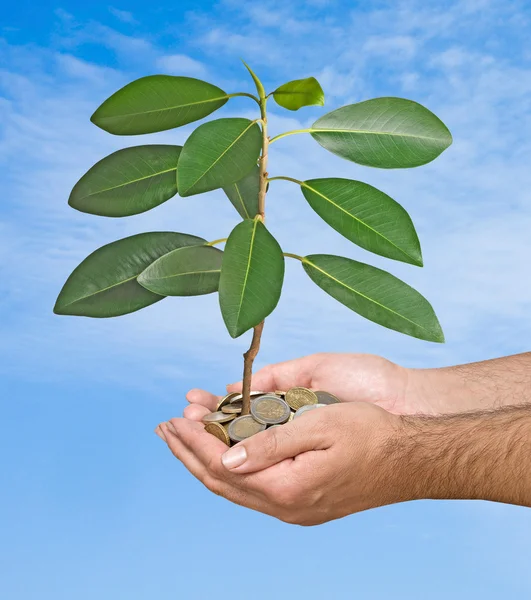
[407,352,531,414]
[394,405,531,507]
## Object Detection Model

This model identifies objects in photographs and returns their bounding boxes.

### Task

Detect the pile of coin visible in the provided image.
[202,387,341,446]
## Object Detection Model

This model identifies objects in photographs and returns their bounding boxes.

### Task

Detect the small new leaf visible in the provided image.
[242,61,266,99]
[177,118,262,197]
[219,219,285,338]
[54,232,206,318]
[69,145,182,217]
[91,75,229,135]
[310,97,452,168]
[223,165,260,219]
[302,254,444,342]
[138,245,223,296]
[273,77,325,111]
[300,178,422,266]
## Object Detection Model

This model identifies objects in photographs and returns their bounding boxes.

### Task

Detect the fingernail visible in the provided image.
[155,425,167,442]
[221,446,247,470]
[166,421,177,435]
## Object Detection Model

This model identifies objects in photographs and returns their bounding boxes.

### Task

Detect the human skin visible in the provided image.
[155,352,531,525]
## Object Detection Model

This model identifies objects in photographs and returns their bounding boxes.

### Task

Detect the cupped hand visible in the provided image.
[156,401,408,526]
[183,352,432,423]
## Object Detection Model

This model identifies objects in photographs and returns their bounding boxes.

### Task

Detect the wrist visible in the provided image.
[369,411,428,506]
[405,366,484,415]
[380,413,474,505]
[375,414,431,504]
[408,353,531,415]
[393,408,531,506]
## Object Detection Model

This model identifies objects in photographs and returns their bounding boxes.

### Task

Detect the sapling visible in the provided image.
[54,62,452,418]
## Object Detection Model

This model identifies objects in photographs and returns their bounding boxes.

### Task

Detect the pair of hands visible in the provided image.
[156,353,426,525]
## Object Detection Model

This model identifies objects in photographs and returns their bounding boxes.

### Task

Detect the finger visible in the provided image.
[168,417,230,477]
[168,419,309,509]
[160,422,207,478]
[167,418,285,492]
[161,423,246,502]
[162,421,233,496]
[155,424,167,442]
[183,404,211,422]
[186,389,220,411]
[219,409,333,474]
[226,354,327,393]
[162,422,277,515]
[168,418,333,525]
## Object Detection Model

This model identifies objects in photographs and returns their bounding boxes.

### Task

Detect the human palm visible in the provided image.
[183,353,429,422]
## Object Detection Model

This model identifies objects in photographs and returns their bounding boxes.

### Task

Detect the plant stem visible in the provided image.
[257,98,269,220]
[241,94,269,416]
[268,175,303,185]
[283,252,304,261]
[227,92,260,104]
[206,238,228,246]
[269,128,313,144]
[241,321,264,415]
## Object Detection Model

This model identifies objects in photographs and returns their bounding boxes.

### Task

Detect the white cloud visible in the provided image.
[315,66,361,101]
[55,54,120,84]
[155,54,207,77]
[362,35,417,61]
[108,7,138,25]
[53,12,156,66]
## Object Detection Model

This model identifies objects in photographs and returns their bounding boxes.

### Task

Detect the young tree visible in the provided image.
[54,62,451,416]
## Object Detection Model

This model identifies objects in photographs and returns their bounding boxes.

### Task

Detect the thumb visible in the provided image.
[220,414,330,474]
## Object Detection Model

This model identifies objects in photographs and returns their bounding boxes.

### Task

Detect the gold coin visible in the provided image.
[202,411,236,424]
[228,415,266,442]
[217,392,241,411]
[274,390,286,397]
[204,422,230,446]
[222,402,243,414]
[285,387,318,411]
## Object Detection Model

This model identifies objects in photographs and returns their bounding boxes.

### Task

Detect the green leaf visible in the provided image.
[302,254,444,342]
[300,178,422,266]
[177,118,262,197]
[54,232,206,318]
[310,97,452,168]
[242,61,265,99]
[223,165,260,219]
[91,75,229,135]
[273,77,325,111]
[219,219,285,338]
[138,245,223,296]
[68,145,182,217]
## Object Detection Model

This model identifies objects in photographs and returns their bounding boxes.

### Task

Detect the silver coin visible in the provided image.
[201,411,237,424]
[229,390,267,403]
[228,416,266,442]
[314,391,341,405]
[293,403,328,419]
[251,395,291,425]
[216,392,241,410]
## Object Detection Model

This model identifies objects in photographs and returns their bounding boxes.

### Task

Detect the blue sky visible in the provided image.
[2,0,531,598]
